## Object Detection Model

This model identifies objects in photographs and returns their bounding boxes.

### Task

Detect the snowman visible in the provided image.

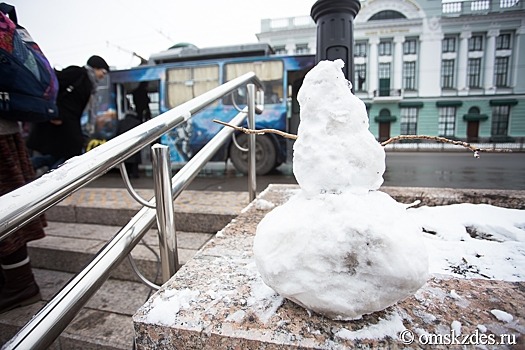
[253,60,429,320]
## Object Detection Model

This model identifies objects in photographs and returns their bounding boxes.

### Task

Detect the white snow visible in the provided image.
[477,324,488,333]
[410,204,525,281]
[253,59,525,321]
[449,290,460,300]
[293,59,385,197]
[142,59,525,342]
[335,311,406,341]
[255,199,275,210]
[490,309,514,323]
[451,320,462,335]
[254,60,428,320]
[145,288,200,326]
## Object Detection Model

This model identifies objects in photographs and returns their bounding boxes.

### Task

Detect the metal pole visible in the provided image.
[0,72,263,241]
[151,144,178,282]
[247,84,257,202]
[1,92,255,350]
[311,0,361,90]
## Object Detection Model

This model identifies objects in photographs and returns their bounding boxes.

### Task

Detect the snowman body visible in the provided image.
[253,60,429,320]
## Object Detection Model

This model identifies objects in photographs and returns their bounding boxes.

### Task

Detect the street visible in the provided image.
[89,151,525,191]
[383,152,525,190]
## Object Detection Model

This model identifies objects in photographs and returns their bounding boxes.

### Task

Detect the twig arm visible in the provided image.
[213,119,298,140]
[381,135,512,157]
[213,120,512,157]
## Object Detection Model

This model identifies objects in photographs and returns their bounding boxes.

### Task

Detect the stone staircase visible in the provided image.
[0,188,249,349]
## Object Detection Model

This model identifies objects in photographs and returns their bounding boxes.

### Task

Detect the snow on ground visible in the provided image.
[408,203,525,281]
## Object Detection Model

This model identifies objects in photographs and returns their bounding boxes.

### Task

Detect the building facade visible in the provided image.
[256,0,525,143]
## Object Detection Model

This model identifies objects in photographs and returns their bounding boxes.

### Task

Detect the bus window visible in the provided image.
[166,65,219,108]
[224,60,284,105]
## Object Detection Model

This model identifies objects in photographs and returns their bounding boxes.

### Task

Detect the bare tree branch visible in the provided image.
[213,120,512,158]
[213,119,298,140]
[381,135,512,158]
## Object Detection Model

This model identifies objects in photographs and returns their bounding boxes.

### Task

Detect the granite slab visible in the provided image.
[133,185,525,349]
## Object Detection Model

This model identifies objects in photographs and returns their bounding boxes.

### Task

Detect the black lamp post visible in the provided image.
[311,0,361,91]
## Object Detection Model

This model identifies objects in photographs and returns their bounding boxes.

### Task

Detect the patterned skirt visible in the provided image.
[0,132,46,257]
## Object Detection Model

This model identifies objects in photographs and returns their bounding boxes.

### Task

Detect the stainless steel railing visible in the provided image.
[0,73,263,350]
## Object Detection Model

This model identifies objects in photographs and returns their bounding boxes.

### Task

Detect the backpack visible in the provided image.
[0,3,59,122]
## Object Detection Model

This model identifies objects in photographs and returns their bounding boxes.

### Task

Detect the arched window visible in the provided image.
[468,107,480,115]
[379,109,391,117]
[369,10,406,21]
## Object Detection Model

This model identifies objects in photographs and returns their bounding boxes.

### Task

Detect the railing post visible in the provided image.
[247,83,257,202]
[151,144,179,282]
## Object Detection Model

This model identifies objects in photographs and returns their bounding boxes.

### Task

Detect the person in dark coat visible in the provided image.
[116,111,142,178]
[27,55,110,171]
[131,81,151,123]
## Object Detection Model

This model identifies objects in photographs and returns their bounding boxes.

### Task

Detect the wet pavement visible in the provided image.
[88,152,525,191]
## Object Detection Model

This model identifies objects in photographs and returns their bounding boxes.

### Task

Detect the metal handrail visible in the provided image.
[0,75,263,350]
[0,72,262,241]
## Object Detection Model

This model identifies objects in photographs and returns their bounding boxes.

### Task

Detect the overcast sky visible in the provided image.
[8,0,318,70]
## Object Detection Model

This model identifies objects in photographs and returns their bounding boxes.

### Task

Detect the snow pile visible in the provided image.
[410,204,525,281]
[145,288,200,326]
[254,60,429,320]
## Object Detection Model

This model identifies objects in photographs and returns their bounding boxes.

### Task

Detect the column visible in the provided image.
[484,29,499,92]
[513,26,525,90]
[418,32,443,97]
[393,36,405,92]
[368,36,379,97]
[457,31,471,93]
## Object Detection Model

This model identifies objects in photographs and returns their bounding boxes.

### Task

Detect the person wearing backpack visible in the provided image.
[26,55,110,171]
[0,2,54,313]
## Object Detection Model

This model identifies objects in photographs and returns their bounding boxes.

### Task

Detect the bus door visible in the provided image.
[114,80,160,166]
[115,80,160,122]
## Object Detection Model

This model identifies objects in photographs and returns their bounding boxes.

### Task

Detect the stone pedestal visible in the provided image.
[133,185,524,349]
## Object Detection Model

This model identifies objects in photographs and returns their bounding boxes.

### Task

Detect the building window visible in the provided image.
[167,65,219,108]
[441,60,455,89]
[379,41,392,56]
[403,62,416,90]
[369,10,406,21]
[438,107,456,137]
[355,64,367,91]
[403,39,417,55]
[491,105,510,136]
[295,43,310,54]
[400,108,418,135]
[468,35,483,51]
[274,45,287,55]
[467,58,482,88]
[224,60,284,105]
[496,33,511,50]
[442,37,456,53]
[379,63,391,78]
[378,63,391,96]
[355,42,367,57]
[494,57,509,87]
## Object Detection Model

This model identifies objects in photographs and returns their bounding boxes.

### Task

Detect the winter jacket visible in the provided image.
[116,113,142,164]
[26,66,93,159]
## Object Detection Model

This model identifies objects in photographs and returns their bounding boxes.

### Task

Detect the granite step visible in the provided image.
[28,221,214,283]
[0,268,149,349]
[44,188,248,233]
[0,188,249,349]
